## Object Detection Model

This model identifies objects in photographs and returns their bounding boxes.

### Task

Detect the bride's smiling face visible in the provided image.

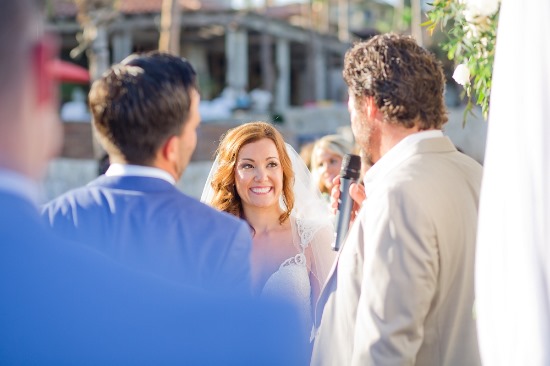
[234,138,283,210]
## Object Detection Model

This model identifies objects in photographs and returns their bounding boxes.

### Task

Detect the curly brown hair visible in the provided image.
[343,33,448,129]
[209,122,295,224]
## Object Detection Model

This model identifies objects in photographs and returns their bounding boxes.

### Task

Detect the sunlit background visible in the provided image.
[43,0,487,201]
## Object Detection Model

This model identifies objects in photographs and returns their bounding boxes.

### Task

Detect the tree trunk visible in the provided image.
[159,0,181,55]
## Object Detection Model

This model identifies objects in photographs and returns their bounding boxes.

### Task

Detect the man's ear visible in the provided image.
[365,97,378,119]
[161,135,179,163]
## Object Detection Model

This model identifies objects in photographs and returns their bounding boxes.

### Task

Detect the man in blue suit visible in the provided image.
[42,51,252,293]
[1,1,306,363]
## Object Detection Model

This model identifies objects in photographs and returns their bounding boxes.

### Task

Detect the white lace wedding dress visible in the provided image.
[260,216,334,336]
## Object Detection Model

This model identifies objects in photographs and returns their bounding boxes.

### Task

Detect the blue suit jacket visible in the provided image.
[1,189,307,364]
[42,175,252,293]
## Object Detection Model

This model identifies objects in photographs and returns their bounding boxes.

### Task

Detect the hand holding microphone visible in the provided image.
[329,178,366,220]
[332,154,362,251]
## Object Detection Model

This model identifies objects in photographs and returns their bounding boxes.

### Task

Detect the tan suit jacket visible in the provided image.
[311,136,482,366]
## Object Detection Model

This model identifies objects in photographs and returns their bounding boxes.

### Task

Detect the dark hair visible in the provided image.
[343,33,448,129]
[88,52,198,165]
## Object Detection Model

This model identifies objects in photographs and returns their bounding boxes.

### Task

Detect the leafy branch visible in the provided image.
[424,0,500,121]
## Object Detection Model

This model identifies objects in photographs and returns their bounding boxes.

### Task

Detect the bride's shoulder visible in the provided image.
[292,213,333,229]
[291,215,333,248]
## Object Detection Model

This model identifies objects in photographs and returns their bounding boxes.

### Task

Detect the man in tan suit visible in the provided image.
[311,34,483,366]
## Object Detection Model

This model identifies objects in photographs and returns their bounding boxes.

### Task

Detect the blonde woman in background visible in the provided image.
[310,134,355,201]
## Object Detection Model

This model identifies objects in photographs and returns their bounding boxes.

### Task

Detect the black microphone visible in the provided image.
[332,154,361,251]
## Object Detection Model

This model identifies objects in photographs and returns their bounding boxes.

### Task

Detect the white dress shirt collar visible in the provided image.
[0,169,41,205]
[105,164,176,185]
[363,130,444,196]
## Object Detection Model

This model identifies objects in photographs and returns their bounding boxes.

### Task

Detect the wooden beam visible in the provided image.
[49,10,350,54]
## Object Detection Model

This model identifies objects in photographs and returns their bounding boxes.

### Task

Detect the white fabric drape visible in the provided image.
[475,0,550,365]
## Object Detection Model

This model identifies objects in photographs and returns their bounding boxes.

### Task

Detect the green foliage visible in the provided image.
[402,6,413,27]
[424,0,499,121]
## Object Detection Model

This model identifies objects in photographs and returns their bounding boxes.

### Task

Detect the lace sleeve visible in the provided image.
[285,142,337,286]
[295,218,337,287]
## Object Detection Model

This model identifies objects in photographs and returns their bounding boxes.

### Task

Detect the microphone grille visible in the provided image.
[340,154,361,180]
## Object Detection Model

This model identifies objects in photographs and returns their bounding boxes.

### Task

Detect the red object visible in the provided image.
[49,59,90,84]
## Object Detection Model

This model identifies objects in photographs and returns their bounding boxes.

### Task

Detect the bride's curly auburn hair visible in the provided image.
[209,122,295,224]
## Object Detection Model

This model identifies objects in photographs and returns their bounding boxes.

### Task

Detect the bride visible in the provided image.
[201,122,336,337]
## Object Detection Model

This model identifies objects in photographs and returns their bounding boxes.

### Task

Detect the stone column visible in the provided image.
[88,26,110,82]
[312,37,326,102]
[275,38,290,112]
[182,45,211,99]
[112,30,132,64]
[225,27,248,91]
